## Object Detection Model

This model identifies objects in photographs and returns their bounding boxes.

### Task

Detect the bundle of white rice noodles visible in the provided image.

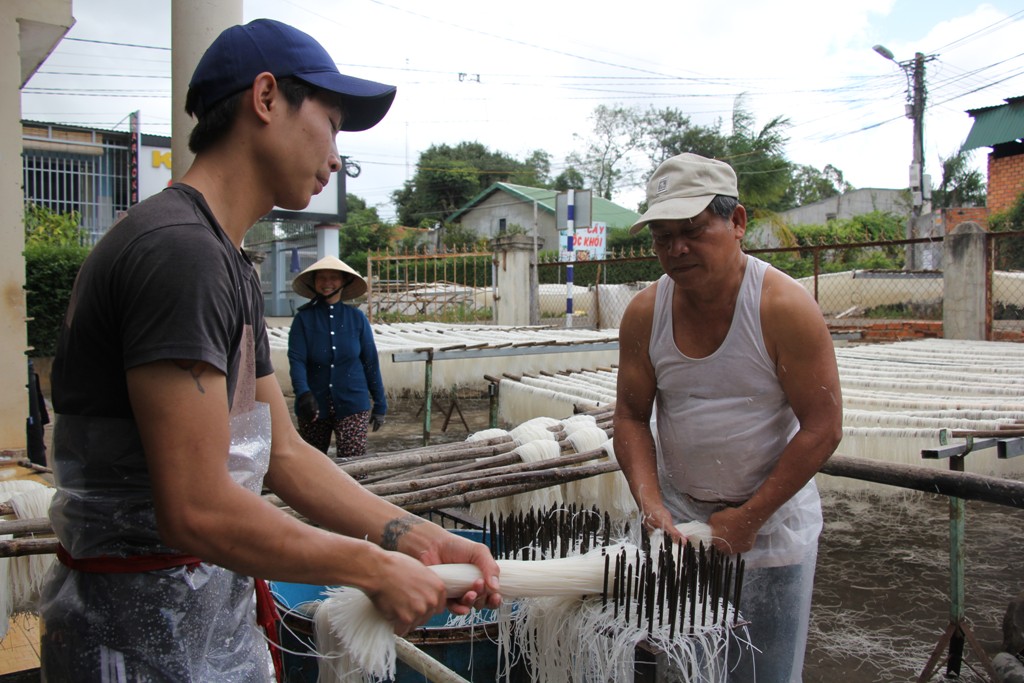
[0,480,56,639]
[557,429,637,523]
[509,417,560,445]
[468,437,563,522]
[313,520,731,683]
[465,428,508,443]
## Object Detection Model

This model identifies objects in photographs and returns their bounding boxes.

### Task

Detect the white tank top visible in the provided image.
[649,254,799,502]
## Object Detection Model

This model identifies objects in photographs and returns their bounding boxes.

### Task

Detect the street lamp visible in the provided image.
[874,44,934,270]
[872,44,895,61]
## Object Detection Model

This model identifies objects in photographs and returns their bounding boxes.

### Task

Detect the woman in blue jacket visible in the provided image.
[288,256,387,458]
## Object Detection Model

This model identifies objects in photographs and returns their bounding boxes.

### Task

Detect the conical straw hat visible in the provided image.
[291,255,368,300]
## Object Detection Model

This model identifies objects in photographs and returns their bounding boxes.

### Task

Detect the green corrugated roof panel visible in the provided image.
[592,195,641,229]
[963,96,1024,150]
[448,182,640,229]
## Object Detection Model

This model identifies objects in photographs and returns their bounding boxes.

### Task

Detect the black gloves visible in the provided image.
[370,413,386,432]
[295,392,319,422]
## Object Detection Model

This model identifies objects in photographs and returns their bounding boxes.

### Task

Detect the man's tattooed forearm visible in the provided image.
[380,514,424,551]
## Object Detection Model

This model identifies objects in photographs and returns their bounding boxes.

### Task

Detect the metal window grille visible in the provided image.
[22,126,131,245]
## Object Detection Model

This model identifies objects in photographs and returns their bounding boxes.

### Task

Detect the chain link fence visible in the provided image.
[536,233,1024,341]
[538,248,659,329]
[253,229,1023,341]
[992,229,1024,339]
[752,237,945,332]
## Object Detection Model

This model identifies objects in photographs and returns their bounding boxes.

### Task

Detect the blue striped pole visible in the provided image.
[566,189,574,328]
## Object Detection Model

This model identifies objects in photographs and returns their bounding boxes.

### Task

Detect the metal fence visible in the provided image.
[366,246,495,324]
[991,230,1024,338]
[22,125,131,245]
[536,232,1024,340]
[752,236,946,330]
[538,249,657,329]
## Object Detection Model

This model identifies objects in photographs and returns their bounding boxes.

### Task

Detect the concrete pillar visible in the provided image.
[943,222,988,341]
[492,235,542,327]
[316,224,340,260]
[1,0,73,450]
[170,0,242,181]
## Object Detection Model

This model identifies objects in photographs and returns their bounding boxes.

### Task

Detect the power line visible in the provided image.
[928,9,1024,54]
[64,37,170,51]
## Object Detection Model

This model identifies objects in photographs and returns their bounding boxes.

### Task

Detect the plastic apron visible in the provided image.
[653,417,820,683]
[41,327,274,683]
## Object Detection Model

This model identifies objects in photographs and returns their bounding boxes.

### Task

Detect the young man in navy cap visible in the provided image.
[614,153,842,681]
[41,19,500,681]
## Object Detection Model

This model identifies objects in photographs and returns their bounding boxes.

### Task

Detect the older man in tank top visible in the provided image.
[614,153,843,682]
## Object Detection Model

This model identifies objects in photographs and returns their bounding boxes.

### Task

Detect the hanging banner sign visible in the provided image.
[559,222,607,262]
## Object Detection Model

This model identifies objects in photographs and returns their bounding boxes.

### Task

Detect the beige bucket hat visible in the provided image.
[292,255,368,301]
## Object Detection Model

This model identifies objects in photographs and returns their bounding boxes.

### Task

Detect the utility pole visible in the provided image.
[908,52,928,271]
[874,46,935,271]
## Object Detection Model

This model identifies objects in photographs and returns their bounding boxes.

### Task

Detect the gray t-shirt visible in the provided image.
[52,183,272,416]
[49,183,272,557]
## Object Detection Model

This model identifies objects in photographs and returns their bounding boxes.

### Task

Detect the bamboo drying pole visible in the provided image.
[0,537,56,558]
[341,438,517,479]
[365,446,610,497]
[400,461,621,513]
[820,454,1024,509]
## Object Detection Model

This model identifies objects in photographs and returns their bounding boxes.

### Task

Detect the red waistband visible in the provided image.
[56,544,284,681]
[56,544,203,573]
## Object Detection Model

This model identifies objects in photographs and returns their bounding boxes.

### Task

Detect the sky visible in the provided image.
[19,0,1024,222]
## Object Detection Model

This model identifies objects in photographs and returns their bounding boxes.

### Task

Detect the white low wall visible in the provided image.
[800,270,1024,317]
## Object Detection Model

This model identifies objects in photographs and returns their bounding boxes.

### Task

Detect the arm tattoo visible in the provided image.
[380,514,424,551]
[173,360,207,395]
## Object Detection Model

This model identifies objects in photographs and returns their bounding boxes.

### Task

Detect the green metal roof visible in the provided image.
[963,96,1024,150]
[448,182,641,229]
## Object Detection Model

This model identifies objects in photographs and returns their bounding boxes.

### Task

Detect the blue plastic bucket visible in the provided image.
[271,530,505,683]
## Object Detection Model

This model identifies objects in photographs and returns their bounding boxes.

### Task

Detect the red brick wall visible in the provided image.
[828,321,1024,343]
[941,207,989,232]
[988,152,1024,214]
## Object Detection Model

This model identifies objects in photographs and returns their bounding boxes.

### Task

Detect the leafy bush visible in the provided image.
[24,204,89,357]
[988,192,1024,271]
[24,203,84,246]
[25,241,89,356]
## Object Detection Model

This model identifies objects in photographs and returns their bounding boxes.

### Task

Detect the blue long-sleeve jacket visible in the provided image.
[287,300,387,419]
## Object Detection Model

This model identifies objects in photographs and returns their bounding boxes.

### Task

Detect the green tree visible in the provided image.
[392,142,545,226]
[637,106,728,166]
[780,163,853,210]
[553,166,586,192]
[340,193,394,275]
[932,148,986,208]
[567,105,645,200]
[513,149,554,188]
[725,95,791,212]
[600,98,792,214]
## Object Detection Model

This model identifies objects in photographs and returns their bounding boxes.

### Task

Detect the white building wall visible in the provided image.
[2,0,73,449]
[456,193,558,246]
[779,188,906,226]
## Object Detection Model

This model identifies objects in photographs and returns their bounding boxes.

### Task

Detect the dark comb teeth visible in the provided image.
[490,504,743,631]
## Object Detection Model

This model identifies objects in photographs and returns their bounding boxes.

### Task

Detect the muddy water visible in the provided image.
[807,492,1023,682]
[369,396,1024,683]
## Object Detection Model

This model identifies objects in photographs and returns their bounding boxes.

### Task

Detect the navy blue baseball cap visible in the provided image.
[187,18,396,132]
